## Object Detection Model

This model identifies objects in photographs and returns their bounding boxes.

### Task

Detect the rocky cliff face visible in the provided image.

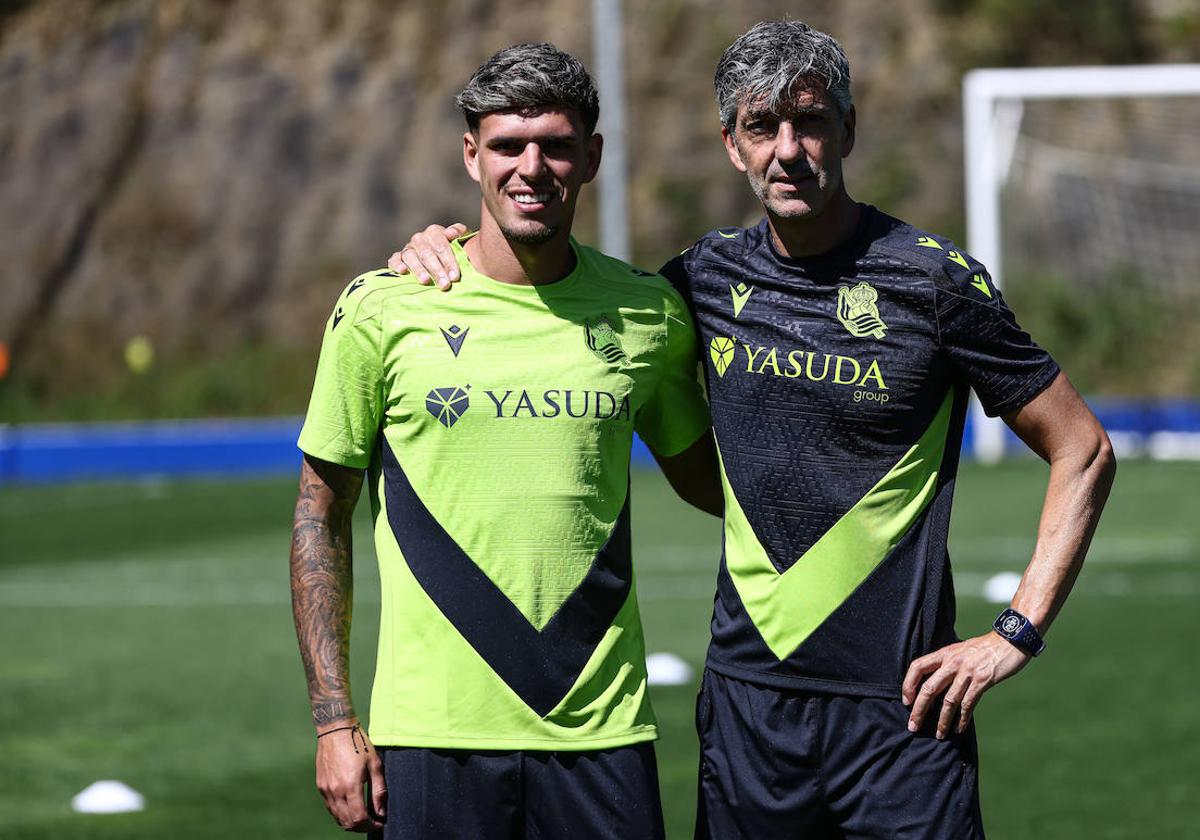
[1,0,1193,417]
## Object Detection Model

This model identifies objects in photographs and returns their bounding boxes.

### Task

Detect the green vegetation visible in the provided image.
[1,341,318,423]
[933,0,1151,66]
[2,459,1199,838]
[1005,268,1198,397]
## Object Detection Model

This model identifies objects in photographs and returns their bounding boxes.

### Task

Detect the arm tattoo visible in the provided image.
[290,456,365,730]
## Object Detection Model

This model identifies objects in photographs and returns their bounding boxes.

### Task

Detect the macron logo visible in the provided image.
[440,325,469,357]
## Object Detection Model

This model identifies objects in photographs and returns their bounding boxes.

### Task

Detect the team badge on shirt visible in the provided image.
[836,282,888,340]
[584,316,628,367]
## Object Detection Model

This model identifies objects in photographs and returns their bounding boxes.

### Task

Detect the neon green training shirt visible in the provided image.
[298,236,711,751]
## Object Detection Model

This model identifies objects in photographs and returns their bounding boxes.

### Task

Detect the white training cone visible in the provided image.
[71,780,145,814]
[646,652,694,686]
[982,572,1023,605]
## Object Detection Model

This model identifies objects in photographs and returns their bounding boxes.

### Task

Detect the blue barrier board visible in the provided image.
[0,418,306,484]
[2,399,1197,484]
[0,417,658,484]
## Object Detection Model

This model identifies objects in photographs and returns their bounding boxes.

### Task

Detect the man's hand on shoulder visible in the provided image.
[901,632,1030,740]
[388,222,470,290]
[315,723,387,833]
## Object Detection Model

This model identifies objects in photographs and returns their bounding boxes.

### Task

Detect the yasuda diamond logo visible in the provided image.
[426,386,470,428]
[709,336,735,377]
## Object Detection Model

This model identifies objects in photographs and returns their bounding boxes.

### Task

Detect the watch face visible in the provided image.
[1001,615,1022,635]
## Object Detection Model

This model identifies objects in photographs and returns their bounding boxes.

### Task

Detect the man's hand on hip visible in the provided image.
[901,632,1030,739]
[315,724,387,833]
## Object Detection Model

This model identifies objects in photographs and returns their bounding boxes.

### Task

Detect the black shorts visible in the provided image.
[371,743,664,840]
[695,668,984,839]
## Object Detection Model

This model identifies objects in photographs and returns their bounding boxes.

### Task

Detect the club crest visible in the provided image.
[836,282,887,340]
[584,316,628,366]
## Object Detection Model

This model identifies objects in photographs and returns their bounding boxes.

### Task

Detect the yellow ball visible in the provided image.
[125,336,155,374]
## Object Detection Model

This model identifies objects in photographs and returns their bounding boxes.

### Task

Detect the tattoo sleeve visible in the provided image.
[290,454,365,730]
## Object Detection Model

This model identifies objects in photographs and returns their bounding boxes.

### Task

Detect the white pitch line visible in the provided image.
[0,479,175,517]
[0,582,379,608]
[4,571,1197,609]
[636,538,1198,573]
[2,535,1197,608]
[947,536,1197,565]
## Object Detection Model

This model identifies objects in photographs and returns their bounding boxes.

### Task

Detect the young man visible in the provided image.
[290,43,717,839]
[391,20,1116,839]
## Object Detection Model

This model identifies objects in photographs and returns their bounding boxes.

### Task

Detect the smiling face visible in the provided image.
[463,107,602,246]
[722,80,855,222]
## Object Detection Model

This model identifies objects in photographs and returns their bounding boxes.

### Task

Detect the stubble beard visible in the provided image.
[749,170,836,221]
[498,218,559,245]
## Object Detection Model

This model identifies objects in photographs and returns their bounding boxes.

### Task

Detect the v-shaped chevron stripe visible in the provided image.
[380,440,632,717]
[719,391,953,661]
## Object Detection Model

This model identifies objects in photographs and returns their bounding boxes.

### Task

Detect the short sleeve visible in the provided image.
[934,257,1060,417]
[634,291,711,456]
[297,279,385,468]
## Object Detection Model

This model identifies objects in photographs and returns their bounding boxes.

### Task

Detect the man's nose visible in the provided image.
[775,121,802,163]
[517,143,548,178]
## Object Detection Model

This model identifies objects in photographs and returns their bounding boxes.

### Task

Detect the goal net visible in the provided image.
[963,65,1200,460]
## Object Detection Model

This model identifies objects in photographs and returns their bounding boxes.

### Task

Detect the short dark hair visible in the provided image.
[715,20,852,132]
[456,43,600,134]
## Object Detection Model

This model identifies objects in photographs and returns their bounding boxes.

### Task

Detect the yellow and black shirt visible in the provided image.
[660,205,1059,697]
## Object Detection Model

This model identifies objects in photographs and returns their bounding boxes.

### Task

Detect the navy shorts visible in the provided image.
[370,743,664,839]
[695,668,984,839]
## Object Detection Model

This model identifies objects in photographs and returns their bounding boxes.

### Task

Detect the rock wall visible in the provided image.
[1,0,1193,414]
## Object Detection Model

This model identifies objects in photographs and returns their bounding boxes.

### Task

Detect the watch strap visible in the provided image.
[993,607,1045,656]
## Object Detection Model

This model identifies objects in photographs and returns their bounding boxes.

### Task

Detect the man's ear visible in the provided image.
[463,130,481,183]
[582,133,604,184]
[721,125,748,174]
[841,105,856,159]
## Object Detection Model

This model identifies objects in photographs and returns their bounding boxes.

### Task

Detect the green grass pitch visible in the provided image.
[2,459,1198,838]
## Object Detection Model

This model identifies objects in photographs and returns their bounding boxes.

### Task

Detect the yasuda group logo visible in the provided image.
[425,387,470,428]
[705,337,891,404]
[425,385,631,427]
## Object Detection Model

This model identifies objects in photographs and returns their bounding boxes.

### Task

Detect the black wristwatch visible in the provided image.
[992,607,1045,657]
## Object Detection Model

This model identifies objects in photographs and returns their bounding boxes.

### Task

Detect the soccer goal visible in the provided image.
[962,64,1200,461]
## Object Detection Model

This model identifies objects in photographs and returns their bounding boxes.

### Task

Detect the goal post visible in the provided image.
[962,64,1200,462]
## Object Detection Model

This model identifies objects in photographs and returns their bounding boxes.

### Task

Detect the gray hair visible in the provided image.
[456,43,600,134]
[714,20,852,132]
